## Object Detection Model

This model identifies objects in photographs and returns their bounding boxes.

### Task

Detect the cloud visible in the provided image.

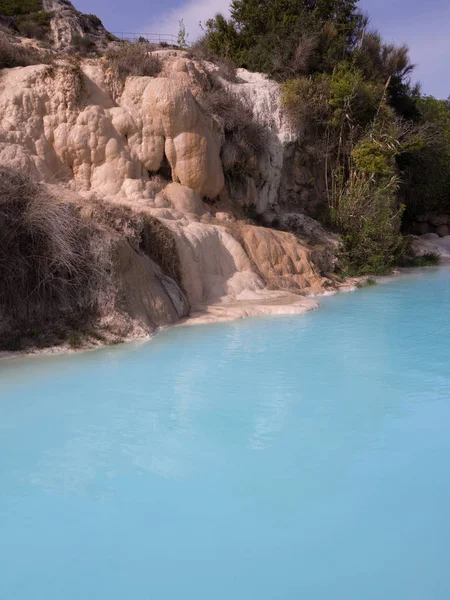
[146,0,231,42]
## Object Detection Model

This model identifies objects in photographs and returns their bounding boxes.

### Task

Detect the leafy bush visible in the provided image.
[201,0,365,77]
[399,252,440,268]
[335,175,405,274]
[0,0,42,16]
[15,11,52,40]
[105,43,162,81]
[400,96,450,217]
[282,75,331,131]
[0,168,113,338]
[190,36,239,82]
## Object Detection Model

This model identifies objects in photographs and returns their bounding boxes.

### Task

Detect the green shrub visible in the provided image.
[15,11,52,40]
[336,175,405,274]
[400,96,450,217]
[201,0,364,76]
[400,252,440,268]
[0,0,42,16]
[282,75,331,130]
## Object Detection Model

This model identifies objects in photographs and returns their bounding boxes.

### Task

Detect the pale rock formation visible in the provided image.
[225,69,293,213]
[42,0,114,50]
[0,49,331,334]
[114,238,189,329]
[410,234,450,261]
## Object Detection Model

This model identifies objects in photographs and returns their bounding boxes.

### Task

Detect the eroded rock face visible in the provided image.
[222,68,326,217]
[410,234,450,261]
[0,49,333,334]
[114,238,189,329]
[0,59,224,200]
[42,0,113,50]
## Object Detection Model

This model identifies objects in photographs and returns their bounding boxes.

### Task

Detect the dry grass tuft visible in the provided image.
[198,74,266,181]
[80,200,182,285]
[105,42,162,81]
[0,168,114,341]
[0,34,48,68]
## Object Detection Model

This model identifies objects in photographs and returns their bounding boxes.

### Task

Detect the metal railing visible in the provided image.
[111,32,188,46]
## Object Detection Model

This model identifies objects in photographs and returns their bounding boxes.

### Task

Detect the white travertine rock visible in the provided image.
[225,69,294,212]
[0,60,224,199]
[0,51,328,333]
[410,234,450,261]
[162,183,207,216]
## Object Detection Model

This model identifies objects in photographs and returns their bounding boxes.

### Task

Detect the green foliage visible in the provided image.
[351,139,395,177]
[329,63,385,126]
[202,0,364,76]
[282,75,331,128]
[177,19,189,47]
[0,0,42,16]
[399,252,441,267]
[400,96,450,217]
[84,14,103,28]
[71,33,97,55]
[15,10,52,40]
[336,175,405,274]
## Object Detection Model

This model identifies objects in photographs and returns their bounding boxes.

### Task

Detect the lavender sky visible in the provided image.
[74,0,449,98]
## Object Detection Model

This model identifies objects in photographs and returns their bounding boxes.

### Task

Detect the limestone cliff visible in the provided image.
[0,40,340,347]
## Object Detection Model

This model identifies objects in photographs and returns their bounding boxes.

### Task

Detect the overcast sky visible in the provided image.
[73,0,450,98]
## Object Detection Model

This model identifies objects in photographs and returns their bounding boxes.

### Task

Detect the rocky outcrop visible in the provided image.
[114,237,189,329]
[42,0,114,50]
[222,68,326,217]
[0,47,338,341]
[410,234,450,261]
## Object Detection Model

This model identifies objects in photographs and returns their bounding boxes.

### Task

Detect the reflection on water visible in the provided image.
[1,268,450,599]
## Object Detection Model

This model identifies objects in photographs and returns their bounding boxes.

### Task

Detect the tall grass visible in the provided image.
[0,168,113,337]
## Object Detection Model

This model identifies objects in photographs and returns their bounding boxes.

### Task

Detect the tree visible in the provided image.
[203,0,364,74]
[177,19,189,48]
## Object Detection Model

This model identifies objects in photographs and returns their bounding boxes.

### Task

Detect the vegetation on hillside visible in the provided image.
[0,168,114,347]
[0,0,54,40]
[0,34,48,67]
[0,0,43,16]
[104,42,163,81]
[200,0,449,274]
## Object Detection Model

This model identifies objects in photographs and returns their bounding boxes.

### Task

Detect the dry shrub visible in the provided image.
[71,33,97,56]
[190,36,239,83]
[198,74,266,177]
[81,200,182,285]
[0,35,46,68]
[105,42,162,81]
[0,168,113,337]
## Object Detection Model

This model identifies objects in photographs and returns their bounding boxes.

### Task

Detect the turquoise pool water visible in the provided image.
[1,268,450,599]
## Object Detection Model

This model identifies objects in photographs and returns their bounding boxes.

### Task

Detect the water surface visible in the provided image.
[1,268,450,599]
